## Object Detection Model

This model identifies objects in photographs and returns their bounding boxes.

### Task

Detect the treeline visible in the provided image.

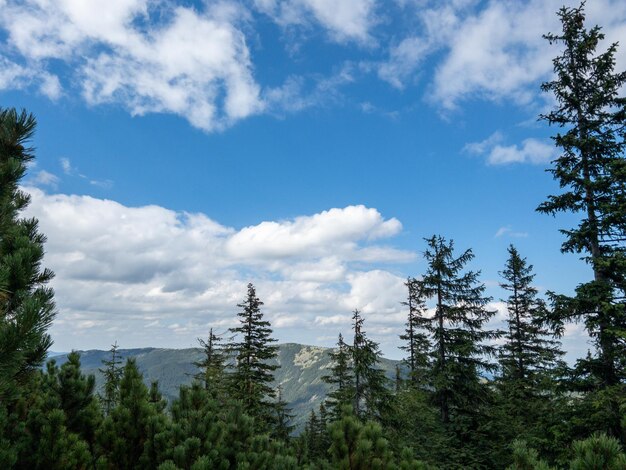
[1,3,625,469]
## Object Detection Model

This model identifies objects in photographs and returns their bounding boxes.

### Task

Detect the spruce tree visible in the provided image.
[228,283,279,429]
[193,328,226,399]
[99,342,123,415]
[0,108,56,400]
[491,247,567,466]
[417,235,498,426]
[323,333,355,420]
[399,278,430,386]
[272,385,295,441]
[351,309,390,421]
[537,2,626,439]
[498,245,565,387]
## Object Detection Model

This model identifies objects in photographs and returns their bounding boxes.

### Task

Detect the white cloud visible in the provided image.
[254,0,377,43]
[377,36,431,89]
[494,226,528,239]
[22,188,414,350]
[465,132,557,165]
[58,157,114,189]
[375,0,626,110]
[0,1,263,131]
[432,0,626,109]
[226,205,402,260]
[60,158,73,175]
[28,170,60,189]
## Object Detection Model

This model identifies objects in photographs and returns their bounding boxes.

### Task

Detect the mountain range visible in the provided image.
[49,343,402,430]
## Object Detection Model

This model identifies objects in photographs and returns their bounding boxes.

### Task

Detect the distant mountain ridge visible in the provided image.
[49,343,402,430]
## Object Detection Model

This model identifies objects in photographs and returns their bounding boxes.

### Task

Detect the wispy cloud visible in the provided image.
[464,132,557,165]
[494,225,529,239]
[58,157,113,189]
[28,170,60,189]
[253,0,377,44]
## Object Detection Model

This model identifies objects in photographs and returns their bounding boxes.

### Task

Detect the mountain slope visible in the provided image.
[50,343,402,430]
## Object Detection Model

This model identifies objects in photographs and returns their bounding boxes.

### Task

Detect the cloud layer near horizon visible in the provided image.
[25,187,416,350]
[23,187,590,358]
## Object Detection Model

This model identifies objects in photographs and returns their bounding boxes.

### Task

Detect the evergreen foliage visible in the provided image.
[99,341,123,415]
[490,246,569,465]
[416,235,498,425]
[96,358,165,469]
[0,108,56,401]
[228,283,279,429]
[399,278,430,386]
[537,1,626,440]
[351,309,390,421]
[323,333,355,421]
[193,328,226,399]
[1,4,626,466]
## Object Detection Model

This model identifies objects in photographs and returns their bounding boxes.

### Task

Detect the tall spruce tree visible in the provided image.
[537,2,626,439]
[399,278,430,386]
[228,283,279,428]
[416,235,498,425]
[323,333,355,420]
[493,246,566,466]
[0,108,56,400]
[351,309,390,421]
[498,245,565,387]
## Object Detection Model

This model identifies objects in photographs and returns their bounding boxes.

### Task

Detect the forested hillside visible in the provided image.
[49,344,402,431]
[1,3,625,469]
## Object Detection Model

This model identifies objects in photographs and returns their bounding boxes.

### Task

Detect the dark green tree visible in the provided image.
[302,410,322,463]
[498,245,565,386]
[0,108,56,401]
[57,352,102,462]
[96,358,165,469]
[417,235,498,425]
[323,333,355,421]
[327,406,427,469]
[99,341,123,415]
[570,433,626,470]
[399,278,431,386]
[537,2,626,439]
[228,283,279,429]
[193,328,226,399]
[506,440,553,470]
[272,385,295,441]
[351,309,390,421]
[490,248,568,467]
[12,359,95,470]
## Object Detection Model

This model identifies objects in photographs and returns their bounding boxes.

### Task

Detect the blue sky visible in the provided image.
[1,0,625,359]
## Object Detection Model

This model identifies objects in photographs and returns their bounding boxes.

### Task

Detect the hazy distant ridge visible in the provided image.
[49,343,401,429]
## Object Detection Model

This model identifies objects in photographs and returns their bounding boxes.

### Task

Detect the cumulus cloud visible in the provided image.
[376,0,626,110]
[23,188,415,350]
[464,131,557,165]
[0,56,62,99]
[253,0,377,43]
[0,0,263,131]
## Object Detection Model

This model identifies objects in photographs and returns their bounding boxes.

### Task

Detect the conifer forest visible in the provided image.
[1,3,626,469]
